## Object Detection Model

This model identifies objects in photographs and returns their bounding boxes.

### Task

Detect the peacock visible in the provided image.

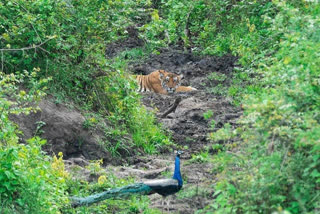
[71,151,184,207]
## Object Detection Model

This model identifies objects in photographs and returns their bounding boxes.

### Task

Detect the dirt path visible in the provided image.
[119,49,241,213]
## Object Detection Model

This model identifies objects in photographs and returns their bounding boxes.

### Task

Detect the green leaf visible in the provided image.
[310,169,320,178]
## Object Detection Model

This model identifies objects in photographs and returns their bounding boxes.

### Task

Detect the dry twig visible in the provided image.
[161,97,182,118]
[0,38,53,72]
[0,38,53,53]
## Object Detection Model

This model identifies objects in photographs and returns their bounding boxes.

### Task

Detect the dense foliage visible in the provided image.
[1,0,319,213]
[141,0,320,213]
[0,0,166,212]
[143,1,320,213]
[0,0,170,153]
[213,4,320,212]
[0,72,69,213]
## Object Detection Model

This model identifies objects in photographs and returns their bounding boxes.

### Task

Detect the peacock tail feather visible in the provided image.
[71,183,152,207]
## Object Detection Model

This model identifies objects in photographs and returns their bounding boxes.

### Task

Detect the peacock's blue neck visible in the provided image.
[172,155,183,186]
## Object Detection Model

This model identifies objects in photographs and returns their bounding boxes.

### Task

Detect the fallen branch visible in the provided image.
[118,166,168,179]
[161,97,182,118]
[1,38,54,71]
[0,38,53,53]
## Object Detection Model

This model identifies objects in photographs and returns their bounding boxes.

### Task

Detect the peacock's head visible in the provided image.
[175,150,184,157]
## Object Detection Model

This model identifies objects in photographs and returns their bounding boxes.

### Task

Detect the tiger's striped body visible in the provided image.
[136,70,196,95]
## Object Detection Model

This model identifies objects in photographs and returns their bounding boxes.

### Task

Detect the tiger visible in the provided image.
[136,70,197,95]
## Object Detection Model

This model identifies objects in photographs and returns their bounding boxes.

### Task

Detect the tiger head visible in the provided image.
[158,70,183,94]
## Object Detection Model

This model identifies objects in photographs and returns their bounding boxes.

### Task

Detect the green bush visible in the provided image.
[140,0,277,57]
[1,0,170,154]
[92,66,171,154]
[0,72,69,213]
[0,139,69,214]
[0,0,150,103]
[200,2,320,213]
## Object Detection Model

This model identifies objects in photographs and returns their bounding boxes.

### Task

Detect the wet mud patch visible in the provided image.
[130,49,241,152]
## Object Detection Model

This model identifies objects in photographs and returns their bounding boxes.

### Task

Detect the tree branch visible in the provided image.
[0,38,53,53]
[1,38,53,71]
[183,6,194,53]
[1,50,3,72]
[160,97,182,118]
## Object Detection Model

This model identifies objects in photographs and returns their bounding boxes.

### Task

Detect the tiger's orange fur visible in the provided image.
[136,70,197,95]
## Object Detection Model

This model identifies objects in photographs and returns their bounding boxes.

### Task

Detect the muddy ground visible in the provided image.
[130,50,240,153]
[124,50,241,213]
[11,39,242,212]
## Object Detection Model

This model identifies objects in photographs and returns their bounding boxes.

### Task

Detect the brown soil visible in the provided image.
[10,99,113,163]
[130,50,241,153]
[125,49,241,213]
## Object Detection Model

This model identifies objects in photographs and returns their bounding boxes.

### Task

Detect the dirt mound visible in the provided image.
[10,99,112,162]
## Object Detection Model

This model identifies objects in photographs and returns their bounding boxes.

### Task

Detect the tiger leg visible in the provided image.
[176,86,197,92]
[136,75,143,92]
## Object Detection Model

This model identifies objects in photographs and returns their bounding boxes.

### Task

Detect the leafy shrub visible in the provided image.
[0,72,69,213]
[140,0,278,57]
[1,0,170,154]
[200,2,320,213]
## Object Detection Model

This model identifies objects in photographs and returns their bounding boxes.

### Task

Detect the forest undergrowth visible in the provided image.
[0,0,319,213]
